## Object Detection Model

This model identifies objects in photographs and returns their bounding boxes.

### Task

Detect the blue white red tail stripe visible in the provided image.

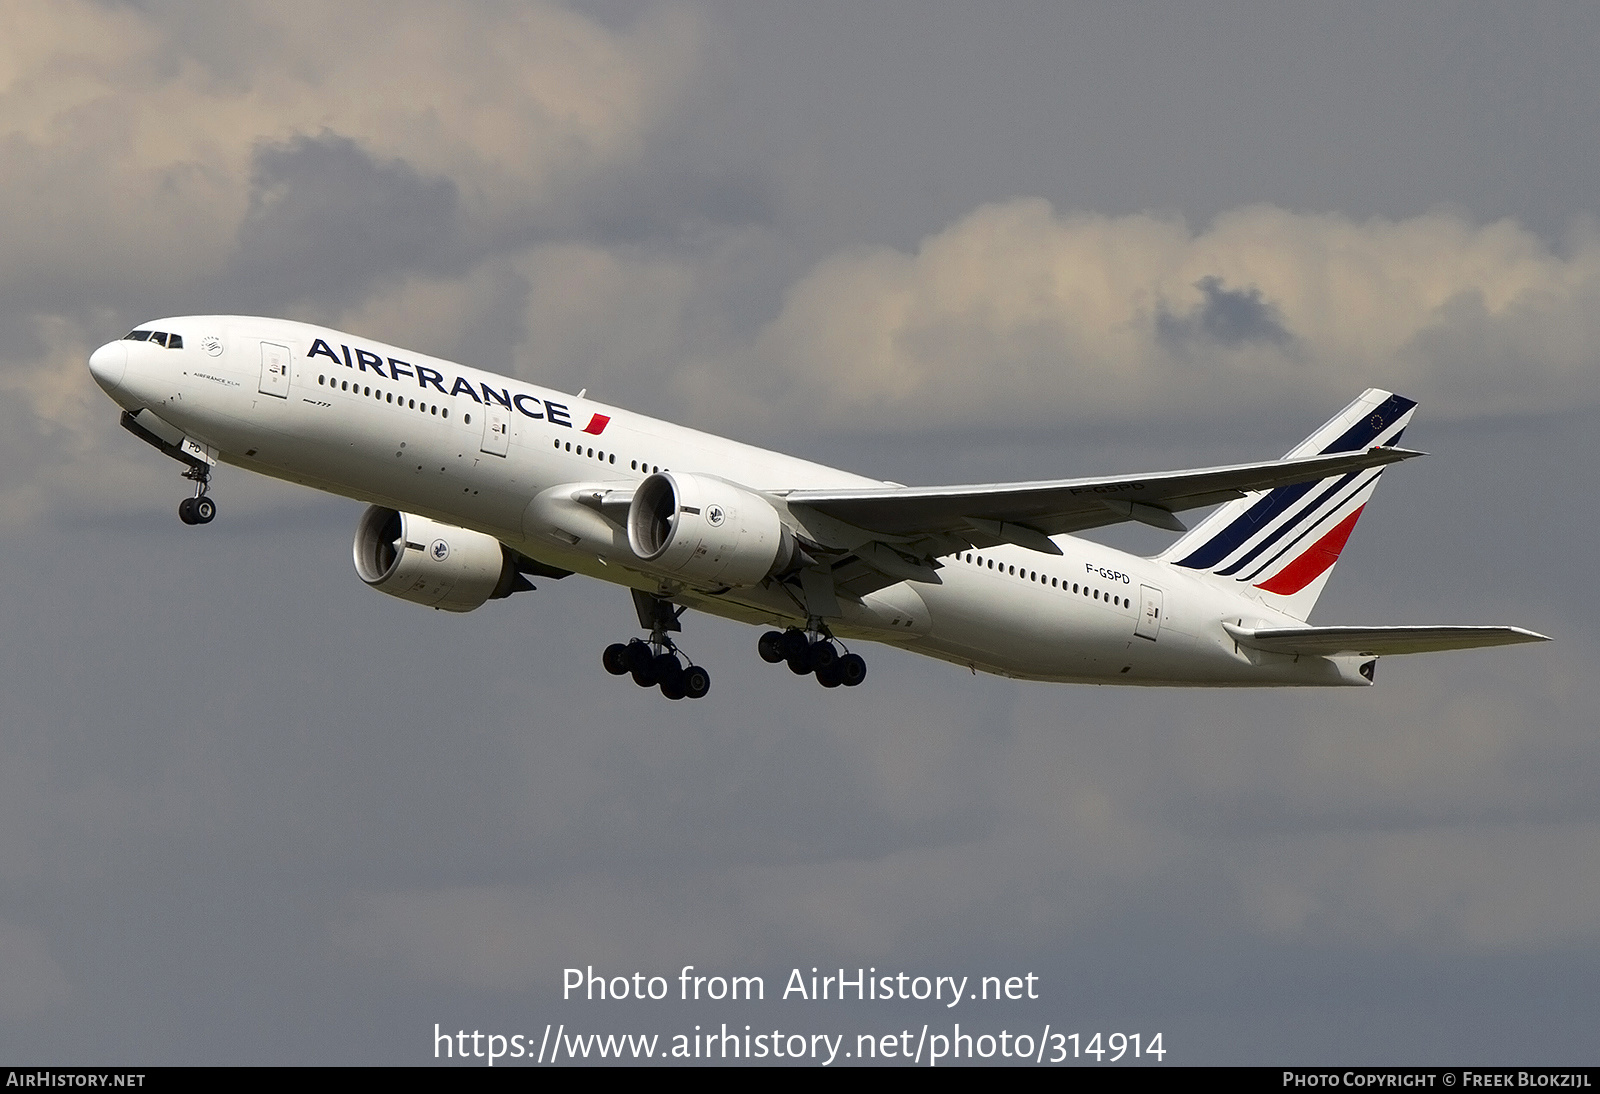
[1222,466,1381,580]
[1157,389,1417,621]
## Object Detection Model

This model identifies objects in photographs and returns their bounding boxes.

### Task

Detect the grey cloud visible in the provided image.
[558,157,780,246]
[1156,275,1296,351]
[0,920,69,1018]
[225,133,461,311]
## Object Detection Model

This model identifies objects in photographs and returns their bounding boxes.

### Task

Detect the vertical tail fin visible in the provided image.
[1156,389,1417,621]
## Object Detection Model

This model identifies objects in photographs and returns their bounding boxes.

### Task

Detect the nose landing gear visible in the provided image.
[758,622,866,689]
[602,590,711,700]
[177,466,216,525]
[119,411,219,526]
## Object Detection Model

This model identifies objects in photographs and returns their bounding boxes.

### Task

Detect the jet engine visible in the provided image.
[627,472,799,587]
[353,506,528,612]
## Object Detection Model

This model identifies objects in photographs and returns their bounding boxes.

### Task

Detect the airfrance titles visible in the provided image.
[307,338,572,426]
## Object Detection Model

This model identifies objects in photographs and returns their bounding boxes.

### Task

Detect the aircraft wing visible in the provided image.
[1222,623,1551,657]
[783,446,1423,556]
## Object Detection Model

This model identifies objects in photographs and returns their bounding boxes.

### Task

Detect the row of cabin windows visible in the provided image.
[553,438,666,475]
[318,375,450,418]
[314,376,669,475]
[124,330,183,349]
[960,552,1134,609]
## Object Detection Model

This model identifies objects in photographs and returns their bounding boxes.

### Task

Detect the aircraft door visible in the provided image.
[258,342,291,399]
[480,405,511,456]
[1136,584,1163,641]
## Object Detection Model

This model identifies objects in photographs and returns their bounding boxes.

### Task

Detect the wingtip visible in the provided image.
[1495,626,1553,645]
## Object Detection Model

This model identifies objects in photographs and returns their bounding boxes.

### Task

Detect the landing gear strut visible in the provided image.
[602,590,711,700]
[119,411,218,526]
[757,621,866,688]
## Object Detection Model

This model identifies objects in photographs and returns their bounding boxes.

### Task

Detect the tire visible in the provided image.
[808,641,839,672]
[682,665,711,699]
[660,677,686,700]
[602,643,631,675]
[787,654,811,675]
[193,496,216,523]
[816,661,844,688]
[631,661,657,687]
[178,497,197,525]
[653,653,683,689]
[779,629,810,661]
[839,653,867,687]
[757,631,786,664]
[624,640,653,673]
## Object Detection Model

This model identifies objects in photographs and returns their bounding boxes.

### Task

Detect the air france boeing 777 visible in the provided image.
[87,317,1546,699]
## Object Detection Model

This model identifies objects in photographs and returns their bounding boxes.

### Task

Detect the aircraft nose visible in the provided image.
[88,340,128,393]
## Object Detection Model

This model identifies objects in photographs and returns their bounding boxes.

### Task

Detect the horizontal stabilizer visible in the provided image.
[1223,623,1550,657]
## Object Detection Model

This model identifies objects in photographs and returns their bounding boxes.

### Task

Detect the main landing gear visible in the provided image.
[758,624,866,689]
[602,590,711,700]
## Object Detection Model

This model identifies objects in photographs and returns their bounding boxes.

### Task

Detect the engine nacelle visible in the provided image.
[353,506,523,612]
[627,472,796,587]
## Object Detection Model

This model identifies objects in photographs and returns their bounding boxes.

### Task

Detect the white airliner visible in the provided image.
[87,316,1546,699]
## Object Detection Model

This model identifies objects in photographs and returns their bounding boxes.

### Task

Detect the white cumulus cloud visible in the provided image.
[701,200,1600,433]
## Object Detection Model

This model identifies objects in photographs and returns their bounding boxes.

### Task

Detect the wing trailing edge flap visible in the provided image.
[1222,623,1551,657]
[784,446,1421,553]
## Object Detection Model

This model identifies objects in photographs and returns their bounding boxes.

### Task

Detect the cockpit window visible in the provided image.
[121,329,183,348]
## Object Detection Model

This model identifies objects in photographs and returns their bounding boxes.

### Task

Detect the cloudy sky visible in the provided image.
[3,0,1597,1065]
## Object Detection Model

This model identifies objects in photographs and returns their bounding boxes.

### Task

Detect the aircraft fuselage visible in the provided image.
[86,315,1394,689]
